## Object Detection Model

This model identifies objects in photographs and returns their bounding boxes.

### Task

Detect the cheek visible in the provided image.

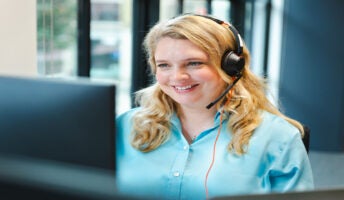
[198,69,222,83]
[155,72,167,84]
[200,70,227,92]
[155,73,165,84]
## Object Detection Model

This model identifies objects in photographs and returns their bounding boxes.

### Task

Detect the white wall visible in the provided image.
[0,0,36,76]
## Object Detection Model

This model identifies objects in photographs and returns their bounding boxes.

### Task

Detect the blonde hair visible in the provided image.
[131,14,304,154]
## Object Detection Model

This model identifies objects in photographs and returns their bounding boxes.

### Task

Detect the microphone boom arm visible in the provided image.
[206,74,242,109]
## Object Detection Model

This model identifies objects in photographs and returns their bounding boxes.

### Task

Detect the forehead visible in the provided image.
[155,37,208,60]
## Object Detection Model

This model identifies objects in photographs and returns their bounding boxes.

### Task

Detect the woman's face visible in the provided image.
[155,37,226,110]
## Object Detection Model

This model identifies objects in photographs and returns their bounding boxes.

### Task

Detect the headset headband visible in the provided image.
[191,14,244,55]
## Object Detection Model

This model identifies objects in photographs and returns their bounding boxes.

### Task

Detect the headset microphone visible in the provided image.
[194,14,245,110]
[192,15,246,199]
[206,74,242,109]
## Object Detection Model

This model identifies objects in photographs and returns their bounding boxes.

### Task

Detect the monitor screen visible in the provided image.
[0,75,116,171]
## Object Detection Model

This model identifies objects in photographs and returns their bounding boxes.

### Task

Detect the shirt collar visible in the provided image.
[170,109,230,128]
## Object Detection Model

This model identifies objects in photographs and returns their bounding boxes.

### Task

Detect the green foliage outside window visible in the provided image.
[37,0,77,50]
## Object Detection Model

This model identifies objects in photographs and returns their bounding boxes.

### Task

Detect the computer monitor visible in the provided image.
[0,155,142,200]
[0,75,116,171]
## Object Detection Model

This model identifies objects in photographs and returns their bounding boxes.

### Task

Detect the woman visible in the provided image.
[116,14,314,200]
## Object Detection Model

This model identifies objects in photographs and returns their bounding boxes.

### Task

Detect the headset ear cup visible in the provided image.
[221,51,245,77]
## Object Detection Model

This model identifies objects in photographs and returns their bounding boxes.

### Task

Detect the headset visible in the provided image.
[192,14,245,78]
[188,15,247,198]
[189,14,245,109]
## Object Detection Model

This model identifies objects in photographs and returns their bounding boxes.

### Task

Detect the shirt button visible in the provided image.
[183,145,188,150]
[173,171,180,177]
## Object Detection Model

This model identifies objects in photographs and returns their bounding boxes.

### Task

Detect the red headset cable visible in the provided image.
[204,89,233,199]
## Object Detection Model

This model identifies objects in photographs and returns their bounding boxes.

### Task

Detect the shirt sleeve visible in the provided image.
[268,131,314,192]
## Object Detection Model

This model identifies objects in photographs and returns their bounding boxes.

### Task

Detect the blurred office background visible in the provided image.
[0,0,343,191]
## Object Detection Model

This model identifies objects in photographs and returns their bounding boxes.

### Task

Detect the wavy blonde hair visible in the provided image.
[131,14,304,154]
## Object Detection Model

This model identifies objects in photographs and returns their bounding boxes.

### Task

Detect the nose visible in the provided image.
[172,67,189,81]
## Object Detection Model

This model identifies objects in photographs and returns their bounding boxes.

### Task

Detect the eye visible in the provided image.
[157,63,169,68]
[188,61,203,67]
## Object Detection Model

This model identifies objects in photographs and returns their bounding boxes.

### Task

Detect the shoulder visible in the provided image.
[116,107,141,122]
[249,111,303,153]
[116,107,142,132]
[258,111,301,139]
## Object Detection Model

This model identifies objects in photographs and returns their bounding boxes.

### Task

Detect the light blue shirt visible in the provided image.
[116,107,314,200]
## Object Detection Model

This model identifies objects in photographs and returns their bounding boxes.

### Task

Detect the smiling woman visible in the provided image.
[116,13,314,200]
[155,37,225,110]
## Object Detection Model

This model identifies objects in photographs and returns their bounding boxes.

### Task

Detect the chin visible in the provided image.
[176,101,205,109]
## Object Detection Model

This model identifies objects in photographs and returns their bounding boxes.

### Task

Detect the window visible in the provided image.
[36,0,132,115]
[90,0,132,114]
[36,0,77,76]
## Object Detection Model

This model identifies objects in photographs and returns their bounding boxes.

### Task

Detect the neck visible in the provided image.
[178,106,217,143]
[179,104,217,120]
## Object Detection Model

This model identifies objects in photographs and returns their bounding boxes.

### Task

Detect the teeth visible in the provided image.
[175,85,192,90]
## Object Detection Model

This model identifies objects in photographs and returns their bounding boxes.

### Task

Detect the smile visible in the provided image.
[173,84,198,92]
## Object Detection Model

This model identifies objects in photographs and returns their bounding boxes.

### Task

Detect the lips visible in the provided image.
[173,84,198,92]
